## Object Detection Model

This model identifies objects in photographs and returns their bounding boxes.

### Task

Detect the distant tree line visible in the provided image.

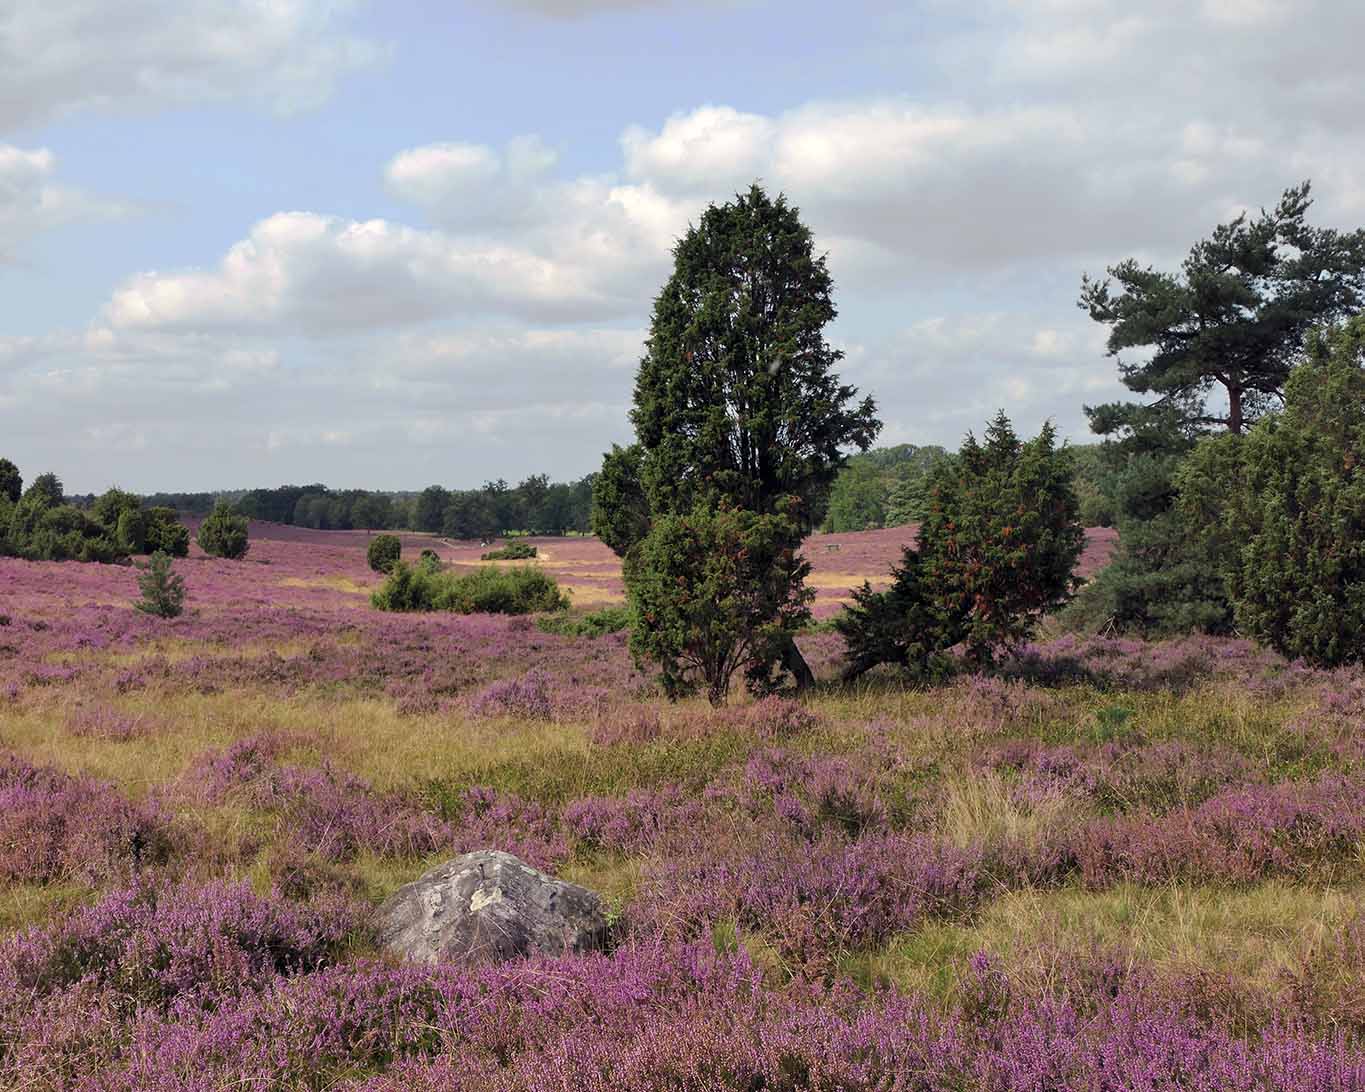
[208,476,592,538]
[820,440,1113,533]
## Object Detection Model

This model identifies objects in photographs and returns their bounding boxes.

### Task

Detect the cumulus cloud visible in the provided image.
[105,210,642,331]
[0,0,382,131]
[0,144,134,258]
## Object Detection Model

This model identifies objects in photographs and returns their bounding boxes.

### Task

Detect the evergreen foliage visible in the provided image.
[625,504,813,705]
[601,185,879,701]
[838,413,1083,676]
[197,503,250,560]
[590,444,650,558]
[144,508,191,557]
[366,534,402,573]
[1081,182,1365,436]
[134,551,186,618]
[629,185,879,528]
[0,459,20,504]
[1221,317,1365,666]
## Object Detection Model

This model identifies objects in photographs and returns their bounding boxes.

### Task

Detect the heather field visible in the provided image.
[2,522,1364,1090]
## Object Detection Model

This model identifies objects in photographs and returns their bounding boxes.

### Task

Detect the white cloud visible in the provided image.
[0,144,134,257]
[0,0,382,131]
[105,210,637,331]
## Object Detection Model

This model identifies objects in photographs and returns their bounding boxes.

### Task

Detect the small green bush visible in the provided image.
[480,542,537,561]
[536,605,631,637]
[418,548,442,573]
[372,562,569,615]
[135,551,186,618]
[367,534,402,573]
[197,502,249,560]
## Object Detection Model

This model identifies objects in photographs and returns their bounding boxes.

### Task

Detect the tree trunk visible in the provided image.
[781,635,815,692]
[1227,384,1244,435]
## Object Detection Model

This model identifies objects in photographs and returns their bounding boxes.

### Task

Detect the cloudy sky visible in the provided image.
[3,0,1363,493]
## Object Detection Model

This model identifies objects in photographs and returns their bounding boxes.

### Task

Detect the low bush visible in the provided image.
[197,501,249,559]
[366,533,402,573]
[371,562,569,615]
[537,605,631,637]
[481,542,537,561]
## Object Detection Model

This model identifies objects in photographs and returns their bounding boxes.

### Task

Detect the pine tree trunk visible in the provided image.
[1227,384,1244,434]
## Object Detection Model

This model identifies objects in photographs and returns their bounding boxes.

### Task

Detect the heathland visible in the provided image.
[2,519,1364,1089]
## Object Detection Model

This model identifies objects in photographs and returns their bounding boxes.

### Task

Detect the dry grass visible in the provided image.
[934,769,1085,850]
[857,879,1365,1000]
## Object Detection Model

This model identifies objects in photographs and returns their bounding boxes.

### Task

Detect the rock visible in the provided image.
[377,850,609,966]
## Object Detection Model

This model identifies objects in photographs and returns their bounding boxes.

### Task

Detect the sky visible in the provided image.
[2,0,1363,494]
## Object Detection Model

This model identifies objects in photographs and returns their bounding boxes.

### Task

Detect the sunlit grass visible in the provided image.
[852,879,1365,1001]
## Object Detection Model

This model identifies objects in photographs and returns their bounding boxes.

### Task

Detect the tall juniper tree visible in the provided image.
[597,184,880,696]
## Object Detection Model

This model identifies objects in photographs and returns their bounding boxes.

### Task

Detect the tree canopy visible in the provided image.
[1081,182,1365,436]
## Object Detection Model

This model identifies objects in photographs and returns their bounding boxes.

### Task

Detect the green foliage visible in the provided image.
[481,542,536,561]
[628,184,880,530]
[920,414,1084,663]
[25,472,64,509]
[1068,445,1116,527]
[624,504,813,705]
[1221,317,1365,666]
[134,551,186,618]
[835,547,946,681]
[1081,181,1365,436]
[1061,402,1235,637]
[418,548,442,573]
[366,534,402,573]
[822,461,886,532]
[839,413,1084,676]
[115,508,148,554]
[91,488,141,530]
[197,502,250,560]
[1064,443,1236,637]
[371,562,569,615]
[23,506,124,563]
[144,508,190,557]
[602,185,879,699]
[536,605,632,638]
[414,486,450,533]
[0,458,21,504]
[590,444,650,558]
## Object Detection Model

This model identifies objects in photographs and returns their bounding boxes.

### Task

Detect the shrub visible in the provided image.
[480,542,536,561]
[143,507,190,557]
[840,413,1084,677]
[197,501,249,559]
[418,548,441,572]
[367,533,402,573]
[115,508,147,554]
[625,504,813,705]
[371,562,569,615]
[536,605,631,638]
[135,551,186,618]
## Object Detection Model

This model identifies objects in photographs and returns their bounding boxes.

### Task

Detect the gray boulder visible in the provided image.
[377,850,609,966]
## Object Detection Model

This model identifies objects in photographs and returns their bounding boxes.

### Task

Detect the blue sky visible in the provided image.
[3,0,1363,493]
